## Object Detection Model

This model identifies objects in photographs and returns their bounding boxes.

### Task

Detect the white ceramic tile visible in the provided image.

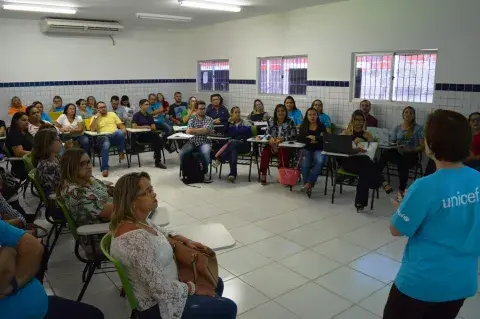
[375,237,407,262]
[349,253,401,284]
[232,205,283,223]
[219,266,236,282]
[165,210,198,227]
[81,287,131,319]
[459,294,480,319]
[217,246,272,276]
[240,263,309,298]
[229,224,274,245]
[312,238,370,264]
[48,273,116,300]
[201,212,250,230]
[333,306,380,319]
[341,219,397,250]
[182,203,227,219]
[280,250,341,280]
[358,285,392,317]
[254,211,319,234]
[222,278,270,315]
[309,212,378,236]
[238,301,298,319]
[281,225,338,248]
[248,236,305,261]
[275,283,353,319]
[315,266,386,303]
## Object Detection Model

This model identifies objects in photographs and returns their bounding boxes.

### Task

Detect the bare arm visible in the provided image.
[0,127,6,137]
[99,203,114,220]
[89,116,99,131]
[69,122,84,134]
[12,146,30,157]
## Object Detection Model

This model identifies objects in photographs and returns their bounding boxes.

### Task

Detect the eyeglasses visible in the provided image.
[80,159,92,168]
[198,107,206,111]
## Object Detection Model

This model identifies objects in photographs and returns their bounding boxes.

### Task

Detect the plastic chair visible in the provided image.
[331,167,378,210]
[3,145,29,196]
[128,130,166,167]
[56,198,114,301]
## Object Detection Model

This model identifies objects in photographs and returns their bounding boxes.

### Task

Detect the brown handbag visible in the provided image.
[168,238,219,295]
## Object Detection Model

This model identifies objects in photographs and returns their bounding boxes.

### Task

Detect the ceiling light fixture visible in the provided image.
[2,4,77,14]
[179,1,241,13]
[2,0,77,7]
[136,13,192,22]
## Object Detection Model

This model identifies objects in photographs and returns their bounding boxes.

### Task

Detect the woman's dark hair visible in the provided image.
[426,109,472,162]
[121,95,131,108]
[76,99,86,107]
[25,104,37,117]
[10,112,27,131]
[87,96,96,106]
[53,96,62,103]
[32,101,43,108]
[468,112,480,121]
[284,96,297,110]
[273,104,288,124]
[300,107,320,130]
[63,103,76,116]
[402,106,416,136]
[31,128,59,167]
[311,99,323,108]
[210,93,223,105]
[139,99,148,108]
[360,99,371,107]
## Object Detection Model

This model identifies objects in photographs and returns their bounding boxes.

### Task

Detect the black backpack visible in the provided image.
[181,152,204,185]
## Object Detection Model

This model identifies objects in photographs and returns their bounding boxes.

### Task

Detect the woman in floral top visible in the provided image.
[32,129,62,196]
[257,104,296,185]
[57,148,114,227]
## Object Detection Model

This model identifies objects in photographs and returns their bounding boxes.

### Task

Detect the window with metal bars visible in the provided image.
[259,56,308,95]
[198,60,230,92]
[352,51,437,103]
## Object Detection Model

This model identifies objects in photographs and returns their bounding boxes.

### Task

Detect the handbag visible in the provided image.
[278,150,302,186]
[168,238,219,295]
[214,140,231,159]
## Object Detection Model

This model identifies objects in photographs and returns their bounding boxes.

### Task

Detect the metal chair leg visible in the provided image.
[130,310,137,319]
[77,262,97,301]
[248,154,253,182]
[219,162,223,179]
[47,223,64,260]
[331,177,337,204]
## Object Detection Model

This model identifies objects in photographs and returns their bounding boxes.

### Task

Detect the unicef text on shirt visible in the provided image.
[442,187,480,208]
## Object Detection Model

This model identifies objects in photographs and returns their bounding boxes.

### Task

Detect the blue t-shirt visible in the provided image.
[390,124,424,148]
[148,102,167,124]
[0,221,48,318]
[392,166,480,302]
[288,109,303,126]
[52,106,64,112]
[319,113,331,129]
[40,112,52,123]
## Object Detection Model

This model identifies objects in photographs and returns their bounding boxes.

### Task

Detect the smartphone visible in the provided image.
[288,141,294,144]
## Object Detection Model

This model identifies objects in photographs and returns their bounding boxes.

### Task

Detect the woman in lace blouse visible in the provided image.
[110,172,237,319]
[32,129,62,196]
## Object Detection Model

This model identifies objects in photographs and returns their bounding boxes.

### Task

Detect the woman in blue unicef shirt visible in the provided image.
[384,109,480,319]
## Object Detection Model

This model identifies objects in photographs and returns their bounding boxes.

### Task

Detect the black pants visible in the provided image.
[377,149,418,191]
[9,199,34,223]
[341,155,384,207]
[45,296,104,319]
[383,284,465,319]
[135,132,164,163]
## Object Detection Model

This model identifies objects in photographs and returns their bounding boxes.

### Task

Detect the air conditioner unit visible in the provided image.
[40,18,124,35]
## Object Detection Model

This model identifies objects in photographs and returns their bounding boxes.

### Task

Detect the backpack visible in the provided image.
[181,152,204,185]
[0,167,21,200]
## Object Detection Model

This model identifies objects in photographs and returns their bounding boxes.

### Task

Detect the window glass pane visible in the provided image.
[392,53,437,103]
[259,56,308,95]
[259,58,283,94]
[354,55,392,100]
[198,60,230,92]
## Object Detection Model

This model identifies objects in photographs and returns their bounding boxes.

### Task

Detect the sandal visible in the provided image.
[305,183,313,198]
[260,174,267,185]
[382,183,393,194]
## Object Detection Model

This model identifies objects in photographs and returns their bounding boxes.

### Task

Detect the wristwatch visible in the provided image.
[10,277,19,294]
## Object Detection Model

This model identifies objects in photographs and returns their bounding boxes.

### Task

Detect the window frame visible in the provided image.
[197,59,230,92]
[350,49,438,104]
[257,55,308,96]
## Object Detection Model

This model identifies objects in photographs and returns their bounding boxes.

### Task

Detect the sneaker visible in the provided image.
[155,162,167,169]
[228,175,235,183]
[204,174,213,183]
[102,170,109,177]
[212,159,221,168]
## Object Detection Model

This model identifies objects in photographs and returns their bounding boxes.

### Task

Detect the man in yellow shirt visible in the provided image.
[90,101,127,177]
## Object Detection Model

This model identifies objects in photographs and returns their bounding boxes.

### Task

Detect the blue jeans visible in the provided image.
[155,121,174,136]
[96,130,125,171]
[73,135,90,153]
[182,278,237,319]
[300,150,326,185]
[180,142,212,174]
[218,140,250,177]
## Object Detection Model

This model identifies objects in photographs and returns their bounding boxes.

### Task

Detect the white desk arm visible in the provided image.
[77,223,110,236]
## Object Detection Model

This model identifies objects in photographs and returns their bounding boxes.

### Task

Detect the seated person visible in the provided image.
[86,96,97,112]
[109,95,128,120]
[168,92,188,125]
[258,104,296,185]
[26,105,48,137]
[0,171,29,224]
[32,129,62,197]
[377,106,424,198]
[0,221,105,319]
[89,101,127,177]
[110,172,237,319]
[181,96,197,124]
[157,93,169,111]
[6,112,32,180]
[121,95,135,117]
[76,99,94,119]
[58,148,114,227]
[8,96,26,116]
[359,99,378,127]
[0,192,26,228]
[212,106,252,182]
[297,107,327,196]
[341,110,392,212]
[31,101,52,123]
[148,93,172,133]
[311,99,332,133]
[0,119,5,137]
[55,103,90,153]
[207,94,229,126]
[49,96,64,113]
[132,99,167,169]
[285,96,303,126]
[247,99,270,122]
[465,112,480,169]
[180,101,214,180]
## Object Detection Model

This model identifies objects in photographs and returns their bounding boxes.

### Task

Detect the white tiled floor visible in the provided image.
[21,152,479,319]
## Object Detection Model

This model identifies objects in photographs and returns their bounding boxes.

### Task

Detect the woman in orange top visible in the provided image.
[8,96,26,115]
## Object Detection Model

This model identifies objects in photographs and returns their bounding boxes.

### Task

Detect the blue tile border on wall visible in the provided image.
[435,83,480,92]
[229,79,256,85]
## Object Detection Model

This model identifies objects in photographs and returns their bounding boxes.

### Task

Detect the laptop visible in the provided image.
[323,134,356,155]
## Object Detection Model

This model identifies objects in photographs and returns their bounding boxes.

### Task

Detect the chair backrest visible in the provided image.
[100,233,138,311]
[28,169,49,208]
[251,125,258,137]
[84,118,93,131]
[3,144,13,158]
[56,198,79,240]
[23,153,34,173]
[48,112,62,123]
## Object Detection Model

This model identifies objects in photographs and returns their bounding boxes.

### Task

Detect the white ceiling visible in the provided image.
[0,0,342,28]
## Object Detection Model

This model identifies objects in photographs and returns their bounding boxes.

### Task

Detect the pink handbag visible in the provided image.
[278,151,302,186]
